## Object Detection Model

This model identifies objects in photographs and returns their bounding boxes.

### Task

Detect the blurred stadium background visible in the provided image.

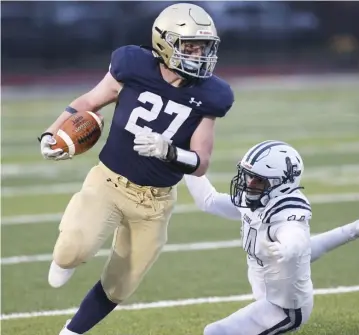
[1,1,359,335]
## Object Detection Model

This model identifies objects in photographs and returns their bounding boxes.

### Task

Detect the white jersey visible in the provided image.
[184,175,314,310]
[239,191,313,309]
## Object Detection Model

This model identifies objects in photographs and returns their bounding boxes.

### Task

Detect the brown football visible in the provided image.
[51,111,104,156]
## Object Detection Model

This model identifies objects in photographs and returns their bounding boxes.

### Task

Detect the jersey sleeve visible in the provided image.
[199,77,234,118]
[215,85,234,118]
[109,45,138,83]
[261,195,312,225]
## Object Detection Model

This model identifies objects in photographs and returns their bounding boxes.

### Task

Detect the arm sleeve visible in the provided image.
[273,222,311,258]
[184,175,241,220]
[109,46,130,82]
[211,85,234,118]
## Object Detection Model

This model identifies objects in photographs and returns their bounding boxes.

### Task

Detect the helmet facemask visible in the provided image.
[166,33,220,79]
[230,157,303,211]
[230,165,282,211]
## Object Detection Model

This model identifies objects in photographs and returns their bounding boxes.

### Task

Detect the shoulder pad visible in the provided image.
[109,45,149,83]
[201,76,234,118]
[261,193,312,225]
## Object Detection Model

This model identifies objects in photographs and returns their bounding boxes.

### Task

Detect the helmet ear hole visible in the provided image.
[157,44,165,51]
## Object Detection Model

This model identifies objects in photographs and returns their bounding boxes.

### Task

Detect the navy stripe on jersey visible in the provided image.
[259,308,302,335]
[245,140,277,162]
[266,204,312,224]
[267,226,275,242]
[262,197,311,224]
[249,142,287,165]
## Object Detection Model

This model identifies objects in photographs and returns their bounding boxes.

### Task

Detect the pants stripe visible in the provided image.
[258,308,302,335]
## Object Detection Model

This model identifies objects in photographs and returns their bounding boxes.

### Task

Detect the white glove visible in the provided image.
[262,240,293,263]
[133,132,169,159]
[40,134,72,161]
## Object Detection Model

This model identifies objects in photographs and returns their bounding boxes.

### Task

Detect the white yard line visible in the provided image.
[2,182,84,197]
[2,212,63,225]
[2,193,359,227]
[0,204,196,226]
[2,165,359,197]
[0,239,243,265]
[2,193,359,226]
[213,142,359,161]
[2,133,359,157]
[1,285,359,321]
[3,143,359,179]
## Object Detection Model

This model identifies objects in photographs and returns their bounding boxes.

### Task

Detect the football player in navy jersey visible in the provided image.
[38,3,234,334]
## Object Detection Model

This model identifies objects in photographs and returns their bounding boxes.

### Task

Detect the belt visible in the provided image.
[98,162,173,196]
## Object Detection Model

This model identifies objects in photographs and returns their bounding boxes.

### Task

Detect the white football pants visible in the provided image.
[203,298,313,335]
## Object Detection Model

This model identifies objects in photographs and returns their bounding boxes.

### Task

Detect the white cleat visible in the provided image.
[59,319,79,335]
[48,261,76,288]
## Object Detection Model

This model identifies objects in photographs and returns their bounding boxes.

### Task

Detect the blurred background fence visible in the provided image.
[2,0,359,85]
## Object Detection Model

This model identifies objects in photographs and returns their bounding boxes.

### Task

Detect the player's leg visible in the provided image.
[61,177,176,334]
[62,224,135,334]
[310,219,358,262]
[48,164,122,288]
[203,299,312,335]
[101,183,177,303]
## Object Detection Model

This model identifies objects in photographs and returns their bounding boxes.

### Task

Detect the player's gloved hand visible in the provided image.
[39,133,72,161]
[262,240,293,263]
[133,132,169,159]
[54,151,72,161]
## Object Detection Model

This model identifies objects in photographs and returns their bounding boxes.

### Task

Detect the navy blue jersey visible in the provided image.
[99,45,234,187]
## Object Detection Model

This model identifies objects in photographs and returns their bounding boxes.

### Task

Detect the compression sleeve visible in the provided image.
[184,175,241,220]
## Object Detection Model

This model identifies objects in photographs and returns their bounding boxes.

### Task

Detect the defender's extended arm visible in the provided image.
[184,174,241,220]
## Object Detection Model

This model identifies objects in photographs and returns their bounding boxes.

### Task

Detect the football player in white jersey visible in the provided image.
[184,140,359,335]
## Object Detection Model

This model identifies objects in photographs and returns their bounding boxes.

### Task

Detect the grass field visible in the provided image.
[1,76,359,335]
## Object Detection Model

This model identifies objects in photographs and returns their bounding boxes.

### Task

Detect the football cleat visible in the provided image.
[59,319,79,335]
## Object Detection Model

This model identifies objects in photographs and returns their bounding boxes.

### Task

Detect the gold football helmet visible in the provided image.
[152,3,220,79]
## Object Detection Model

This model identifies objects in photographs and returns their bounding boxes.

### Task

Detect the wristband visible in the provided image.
[65,106,78,114]
[37,132,53,143]
[166,145,200,174]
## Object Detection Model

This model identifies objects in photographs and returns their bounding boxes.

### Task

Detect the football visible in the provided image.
[51,111,104,156]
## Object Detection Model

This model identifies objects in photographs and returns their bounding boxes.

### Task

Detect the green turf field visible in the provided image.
[1,80,359,335]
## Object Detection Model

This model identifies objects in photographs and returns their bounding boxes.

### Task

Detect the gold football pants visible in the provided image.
[52,162,177,303]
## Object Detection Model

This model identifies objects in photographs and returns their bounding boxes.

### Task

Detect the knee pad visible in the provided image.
[53,229,87,269]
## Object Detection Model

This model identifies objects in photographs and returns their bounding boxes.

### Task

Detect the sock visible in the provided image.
[67,280,117,334]
[310,222,358,263]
